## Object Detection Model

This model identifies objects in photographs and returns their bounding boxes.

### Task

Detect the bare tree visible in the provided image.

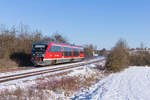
[84,44,96,58]
[51,33,68,43]
[0,24,70,66]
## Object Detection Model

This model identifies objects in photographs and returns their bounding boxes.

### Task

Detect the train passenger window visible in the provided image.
[49,45,61,52]
[73,48,79,56]
[68,47,72,56]
[49,45,55,52]
[64,47,68,56]
[55,46,61,52]
[64,47,72,56]
[80,49,84,53]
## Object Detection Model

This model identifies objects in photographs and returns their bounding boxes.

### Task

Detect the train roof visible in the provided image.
[33,40,84,48]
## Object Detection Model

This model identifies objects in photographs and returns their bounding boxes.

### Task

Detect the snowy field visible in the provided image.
[1,60,150,100]
[74,66,150,100]
[0,61,105,100]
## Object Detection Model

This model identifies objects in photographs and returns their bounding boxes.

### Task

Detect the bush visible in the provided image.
[99,48,108,57]
[105,39,129,72]
[130,51,150,66]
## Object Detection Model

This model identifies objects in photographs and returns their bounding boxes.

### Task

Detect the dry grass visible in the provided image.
[0,68,103,99]
[36,76,79,92]
[35,69,101,96]
[0,87,51,100]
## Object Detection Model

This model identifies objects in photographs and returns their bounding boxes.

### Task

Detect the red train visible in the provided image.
[31,41,85,65]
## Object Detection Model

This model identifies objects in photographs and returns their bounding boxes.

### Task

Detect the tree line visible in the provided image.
[0,24,96,66]
[0,24,69,66]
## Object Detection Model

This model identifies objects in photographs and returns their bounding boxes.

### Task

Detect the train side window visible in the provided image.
[64,47,72,56]
[68,47,72,56]
[73,48,75,56]
[49,45,61,52]
[58,46,61,52]
[55,46,61,52]
[80,49,84,53]
[55,46,58,52]
[77,48,79,56]
[73,48,79,56]
[64,47,68,56]
[49,45,55,52]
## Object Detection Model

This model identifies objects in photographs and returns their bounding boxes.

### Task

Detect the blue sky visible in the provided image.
[0,0,150,49]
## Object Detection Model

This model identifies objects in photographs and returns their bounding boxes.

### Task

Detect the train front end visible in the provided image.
[31,42,49,66]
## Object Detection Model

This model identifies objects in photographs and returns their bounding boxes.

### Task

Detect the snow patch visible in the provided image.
[74,66,150,100]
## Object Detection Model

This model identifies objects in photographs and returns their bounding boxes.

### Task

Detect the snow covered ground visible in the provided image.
[2,58,150,100]
[0,61,105,100]
[74,66,150,100]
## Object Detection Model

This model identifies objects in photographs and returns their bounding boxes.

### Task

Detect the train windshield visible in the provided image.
[32,44,48,53]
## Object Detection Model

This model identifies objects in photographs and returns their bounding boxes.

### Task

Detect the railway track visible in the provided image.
[0,58,99,73]
[0,58,105,83]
